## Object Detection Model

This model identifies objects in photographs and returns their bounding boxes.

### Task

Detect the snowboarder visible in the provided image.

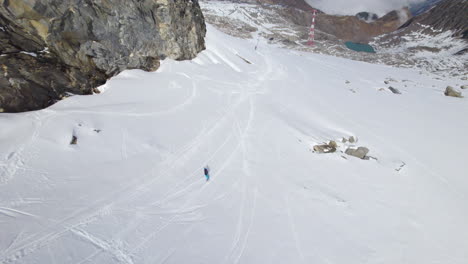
[204,166,210,181]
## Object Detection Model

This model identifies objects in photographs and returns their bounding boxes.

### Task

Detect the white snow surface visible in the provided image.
[1,25,468,264]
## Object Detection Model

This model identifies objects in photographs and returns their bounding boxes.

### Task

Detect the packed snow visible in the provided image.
[1,25,467,264]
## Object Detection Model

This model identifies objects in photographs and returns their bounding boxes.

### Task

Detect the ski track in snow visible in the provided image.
[1,23,468,263]
[0,112,43,185]
[0,40,269,264]
[0,104,239,263]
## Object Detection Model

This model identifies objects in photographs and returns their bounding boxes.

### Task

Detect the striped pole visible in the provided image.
[308,9,317,46]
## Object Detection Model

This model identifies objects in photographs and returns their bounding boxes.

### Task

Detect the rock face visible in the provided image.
[0,0,206,112]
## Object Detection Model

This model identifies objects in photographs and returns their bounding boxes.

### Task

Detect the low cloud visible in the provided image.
[305,0,425,16]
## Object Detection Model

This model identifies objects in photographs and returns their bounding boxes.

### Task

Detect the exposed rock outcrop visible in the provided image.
[0,0,206,112]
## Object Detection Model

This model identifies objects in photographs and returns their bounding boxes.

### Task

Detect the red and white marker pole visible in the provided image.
[308,9,317,46]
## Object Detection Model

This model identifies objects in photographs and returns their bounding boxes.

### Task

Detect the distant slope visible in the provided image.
[371,0,468,75]
[315,9,411,43]
[401,0,468,39]
[409,0,443,16]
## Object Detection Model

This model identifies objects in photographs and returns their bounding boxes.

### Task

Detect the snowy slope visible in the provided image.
[371,25,468,76]
[1,25,468,264]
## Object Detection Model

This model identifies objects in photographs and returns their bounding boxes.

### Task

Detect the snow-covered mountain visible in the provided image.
[201,0,467,77]
[1,20,468,264]
[372,0,468,76]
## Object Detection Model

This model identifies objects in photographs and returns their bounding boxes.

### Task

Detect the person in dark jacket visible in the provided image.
[204,166,210,181]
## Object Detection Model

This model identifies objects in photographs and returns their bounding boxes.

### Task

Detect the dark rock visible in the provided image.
[445,86,463,98]
[356,12,379,23]
[388,86,402,94]
[70,135,78,145]
[0,0,206,112]
[345,147,369,159]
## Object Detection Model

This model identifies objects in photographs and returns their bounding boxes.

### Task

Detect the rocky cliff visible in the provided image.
[0,0,206,112]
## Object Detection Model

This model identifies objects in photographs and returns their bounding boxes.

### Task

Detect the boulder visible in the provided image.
[70,135,78,145]
[345,147,369,159]
[0,0,206,112]
[313,141,337,154]
[461,85,468,89]
[349,136,356,143]
[388,86,402,94]
[444,86,463,98]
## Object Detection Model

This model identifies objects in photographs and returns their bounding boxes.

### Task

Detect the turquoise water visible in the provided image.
[345,42,376,53]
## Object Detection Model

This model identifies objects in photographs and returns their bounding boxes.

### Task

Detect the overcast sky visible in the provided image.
[305,0,425,16]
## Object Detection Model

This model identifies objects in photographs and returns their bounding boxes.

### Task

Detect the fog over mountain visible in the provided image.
[305,0,426,16]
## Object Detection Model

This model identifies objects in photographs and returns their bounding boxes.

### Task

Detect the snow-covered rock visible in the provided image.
[345,147,370,159]
[445,86,464,98]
